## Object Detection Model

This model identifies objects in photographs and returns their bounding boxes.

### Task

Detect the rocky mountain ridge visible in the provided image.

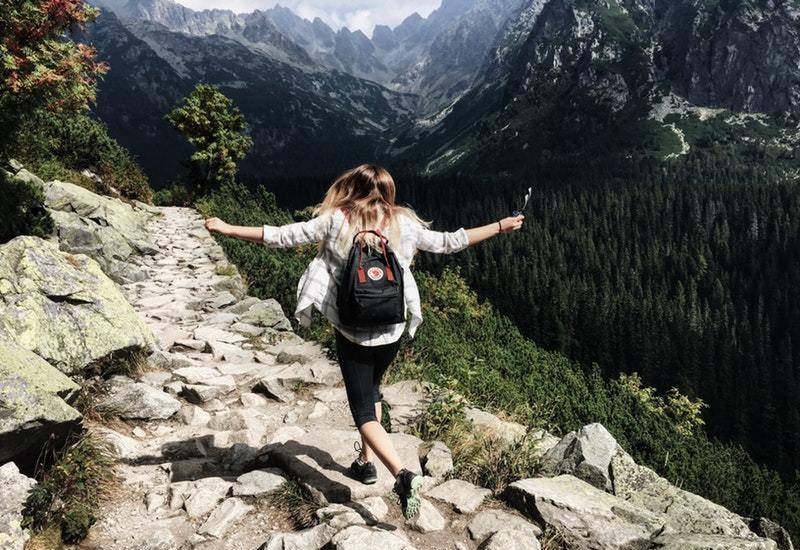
[0,162,795,549]
[392,0,800,173]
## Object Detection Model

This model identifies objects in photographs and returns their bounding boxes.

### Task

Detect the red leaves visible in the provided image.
[1,0,104,113]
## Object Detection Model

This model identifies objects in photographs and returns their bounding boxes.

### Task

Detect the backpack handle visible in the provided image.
[353,229,395,283]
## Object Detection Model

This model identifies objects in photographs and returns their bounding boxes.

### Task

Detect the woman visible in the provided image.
[204,164,524,519]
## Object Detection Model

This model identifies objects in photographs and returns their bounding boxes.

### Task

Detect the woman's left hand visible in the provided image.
[204,217,229,235]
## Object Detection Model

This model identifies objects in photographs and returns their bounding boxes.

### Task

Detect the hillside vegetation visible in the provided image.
[200,180,800,541]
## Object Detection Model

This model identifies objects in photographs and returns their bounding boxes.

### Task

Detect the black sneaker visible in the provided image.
[393,468,423,519]
[348,442,377,485]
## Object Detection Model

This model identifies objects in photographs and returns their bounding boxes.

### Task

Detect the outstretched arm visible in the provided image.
[465,214,525,246]
[205,218,263,242]
[205,215,330,248]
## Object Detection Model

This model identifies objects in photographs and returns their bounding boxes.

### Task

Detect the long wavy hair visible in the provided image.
[315,164,428,254]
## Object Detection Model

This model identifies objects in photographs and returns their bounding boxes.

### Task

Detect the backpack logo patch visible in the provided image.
[367,267,384,281]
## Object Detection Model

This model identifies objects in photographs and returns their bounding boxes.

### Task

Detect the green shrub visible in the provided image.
[5,112,152,203]
[0,170,54,243]
[153,182,191,206]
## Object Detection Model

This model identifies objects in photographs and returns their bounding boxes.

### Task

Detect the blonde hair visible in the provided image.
[314,164,428,254]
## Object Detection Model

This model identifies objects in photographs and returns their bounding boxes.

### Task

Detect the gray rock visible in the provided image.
[42,179,157,283]
[209,291,237,309]
[420,440,453,479]
[209,340,254,363]
[197,497,252,538]
[239,299,290,329]
[330,525,414,550]
[750,517,794,550]
[611,448,756,538]
[542,423,617,491]
[0,339,82,464]
[231,468,286,496]
[482,529,541,550]
[183,478,232,517]
[354,496,388,523]
[194,326,246,345]
[139,371,173,388]
[315,503,367,530]
[505,475,663,549]
[465,407,527,446]
[381,380,430,432]
[468,509,542,542]
[425,479,491,513]
[0,236,155,374]
[179,404,211,426]
[172,366,221,384]
[652,534,777,549]
[408,498,446,533]
[97,376,181,420]
[254,377,296,403]
[0,462,37,550]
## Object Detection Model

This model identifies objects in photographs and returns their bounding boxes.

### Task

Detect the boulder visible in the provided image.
[238,299,291,330]
[43,179,156,283]
[381,380,430,432]
[97,376,181,420]
[0,339,82,464]
[0,236,155,374]
[467,509,542,542]
[611,448,757,538]
[265,428,423,503]
[408,498,446,533]
[750,517,794,550]
[420,440,453,479]
[425,479,491,513]
[505,475,663,549]
[330,525,414,550]
[465,407,527,446]
[542,423,617,491]
[0,462,37,550]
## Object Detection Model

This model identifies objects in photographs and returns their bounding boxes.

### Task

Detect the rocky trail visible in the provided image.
[0,164,794,550]
[78,206,537,550]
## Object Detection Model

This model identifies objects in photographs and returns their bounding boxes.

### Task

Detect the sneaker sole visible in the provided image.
[403,475,424,519]
[361,475,377,485]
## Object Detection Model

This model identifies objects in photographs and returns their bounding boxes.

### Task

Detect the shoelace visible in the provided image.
[353,441,367,465]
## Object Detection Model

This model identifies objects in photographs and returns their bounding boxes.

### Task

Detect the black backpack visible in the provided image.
[337,229,405,327]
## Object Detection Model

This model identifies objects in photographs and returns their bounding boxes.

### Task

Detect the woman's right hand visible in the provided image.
[499,215,525,233]
[204,217,229,235]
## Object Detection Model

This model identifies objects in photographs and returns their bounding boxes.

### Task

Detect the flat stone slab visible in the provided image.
[425,479,491,513]
[505,475,663,549]
[197,497,252,538]
[266,428,423,503]
[468,508,542,543]
[231,468,286,496]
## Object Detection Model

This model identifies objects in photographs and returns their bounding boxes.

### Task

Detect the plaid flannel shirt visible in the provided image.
[262,209,469,346]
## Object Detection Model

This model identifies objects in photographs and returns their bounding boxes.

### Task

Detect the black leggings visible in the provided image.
[334,330,401,428]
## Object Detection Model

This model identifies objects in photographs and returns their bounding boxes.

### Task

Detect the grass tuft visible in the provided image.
[265,479,323,529]
[23,430,116,544]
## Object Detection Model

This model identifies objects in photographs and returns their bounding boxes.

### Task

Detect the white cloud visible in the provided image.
[176,0,441,36]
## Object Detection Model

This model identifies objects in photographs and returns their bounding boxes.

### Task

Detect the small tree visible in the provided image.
[165,84,253,196]
[0,0,107,152]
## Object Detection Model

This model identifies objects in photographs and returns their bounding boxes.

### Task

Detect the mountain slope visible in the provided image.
[83,12,418,184]
[392,0,800,174]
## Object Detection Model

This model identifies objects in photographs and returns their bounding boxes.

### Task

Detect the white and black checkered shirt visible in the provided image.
[262,209,469,346]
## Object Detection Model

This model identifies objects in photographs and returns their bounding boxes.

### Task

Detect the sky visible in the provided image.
[176,0,441,35]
